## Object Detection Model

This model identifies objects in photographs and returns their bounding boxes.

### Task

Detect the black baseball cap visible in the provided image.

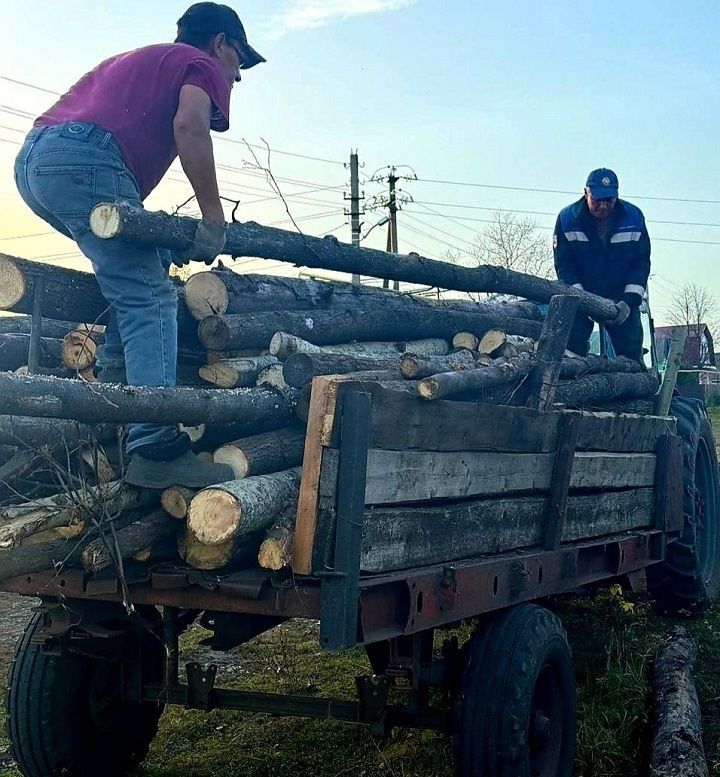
[177,3,266,69]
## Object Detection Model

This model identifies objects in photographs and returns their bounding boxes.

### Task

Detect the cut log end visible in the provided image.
[185,272,230,320]
[89,203,122,239]
[0,257,27,311]
[258,531,293,571]
[178,529,233,570]
[213,446,250,479]
[452,332,479,350]
[418,378,438,400]
[61,331,97,371]
[187,488,242,546]
[198,316,231,350]
[179,423,206,443]
[478,329,507,355]
[161,486,196,519]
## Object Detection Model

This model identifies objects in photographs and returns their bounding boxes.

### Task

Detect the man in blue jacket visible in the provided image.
[553,169,650,361]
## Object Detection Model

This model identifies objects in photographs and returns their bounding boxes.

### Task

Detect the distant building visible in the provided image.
[654,324,716,368]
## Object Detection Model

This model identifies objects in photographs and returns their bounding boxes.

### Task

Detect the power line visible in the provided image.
[414,176,720,206]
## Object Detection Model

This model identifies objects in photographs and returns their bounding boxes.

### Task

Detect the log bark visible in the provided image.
[199,307,541,351]
[0,254,198,343]
[0,481,154,549]
[81,509,178,574]
[282,352,402,387]
[199,355,278,388]
[0,334,63,371]
[560,354,647,379]
[0,371,299,425]
[161,486,196,519]
[269,331,449,360]
[89,204,619,321]
[650,626,708,777]
[0,314,81,339]
[0,415,116,448]
[418,355,534,400]
[555,372,660,408]
[213,426,306,479]
[187,468,302,547]
[400,350,476,379]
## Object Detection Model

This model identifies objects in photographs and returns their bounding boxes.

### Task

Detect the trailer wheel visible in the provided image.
[648,396,720,614]
[6,608,164,777]
[453,604,575,777]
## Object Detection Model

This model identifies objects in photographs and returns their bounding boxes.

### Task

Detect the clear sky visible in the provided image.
[2,0,719,323]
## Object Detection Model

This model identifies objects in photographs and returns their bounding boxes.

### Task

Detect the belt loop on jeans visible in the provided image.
[99,131,112,150]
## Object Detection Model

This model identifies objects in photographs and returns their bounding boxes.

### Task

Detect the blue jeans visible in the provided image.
[14,122,179,454]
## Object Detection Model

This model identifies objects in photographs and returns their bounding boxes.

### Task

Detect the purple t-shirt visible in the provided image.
[35,43,231,199]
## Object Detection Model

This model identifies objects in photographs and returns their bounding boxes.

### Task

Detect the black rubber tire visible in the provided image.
[648,395,720,615]
[6,608,164,777]
[453,604,576,777]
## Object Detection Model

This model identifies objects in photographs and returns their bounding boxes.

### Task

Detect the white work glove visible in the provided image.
[174,219,227,266]
[614,301,631,325]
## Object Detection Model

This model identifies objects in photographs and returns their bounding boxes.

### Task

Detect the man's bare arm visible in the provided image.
[174,84,224,224]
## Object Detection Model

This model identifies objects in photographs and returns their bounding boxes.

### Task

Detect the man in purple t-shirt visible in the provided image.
[14,3,265,488]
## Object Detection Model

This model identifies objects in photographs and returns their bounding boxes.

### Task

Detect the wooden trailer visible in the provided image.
[3,376,718,777]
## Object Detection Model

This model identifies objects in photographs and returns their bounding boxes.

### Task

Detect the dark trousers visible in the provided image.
[567,306,643,361]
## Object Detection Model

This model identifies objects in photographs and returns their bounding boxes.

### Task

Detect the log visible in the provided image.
[282,353,402,388]
[256,363,287,390]
[649,626,708,777]
[213,426,306,479]
[257,507,295,571]
[0,254,199,343]
[199,307,541,351]
[269,331,449,360]
[177,526,259,570]
[0,481,154,549]
[0,372,299,425]
[656,328,688,417]
[452,332,479,350]
[555,372,660,408]
[80,509,178,574]
[187,468,302,547]
[61,330,98,371]
[0,415,116,448]
[161,486,196,519]
[400,350,476,379]
[0,314,81,339]
[0,334,63,371]
[418,355,534,400]
[199,355,278,388]
[524,295,579,410]
[477,329,507,355]
[206,348,265,363]
[192,411,299,451]
[89,204,620,321]
[559,354,647,379]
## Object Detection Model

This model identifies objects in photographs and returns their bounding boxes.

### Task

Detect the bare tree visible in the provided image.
[668,283,718,367]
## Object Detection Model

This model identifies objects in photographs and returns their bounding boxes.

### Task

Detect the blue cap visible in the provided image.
[586,168,619,199]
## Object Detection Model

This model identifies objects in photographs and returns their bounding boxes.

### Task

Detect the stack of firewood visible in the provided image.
[0,249,661,582]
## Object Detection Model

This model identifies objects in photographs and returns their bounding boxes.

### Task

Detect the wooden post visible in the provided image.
[543,414,580,551]
[526,295,580,411]
[26,280,44,375]
[656,328,687,416]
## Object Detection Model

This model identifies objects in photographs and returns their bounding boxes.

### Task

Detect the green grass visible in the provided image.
[3,413,720,776]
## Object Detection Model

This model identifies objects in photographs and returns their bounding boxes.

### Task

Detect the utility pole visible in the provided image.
[367,164,416,290]
[387,169,399,290]
[345,150,364,286]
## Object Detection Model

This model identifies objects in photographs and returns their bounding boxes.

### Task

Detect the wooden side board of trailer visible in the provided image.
[292,379,681,576]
